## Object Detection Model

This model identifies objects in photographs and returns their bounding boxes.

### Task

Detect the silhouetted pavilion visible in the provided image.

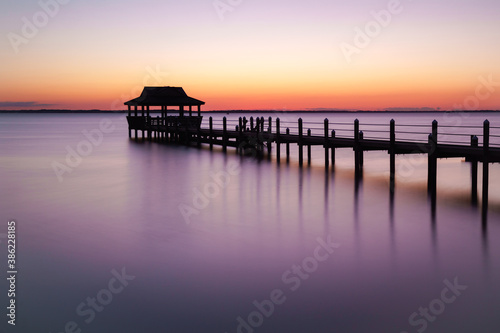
[124,86,205,117]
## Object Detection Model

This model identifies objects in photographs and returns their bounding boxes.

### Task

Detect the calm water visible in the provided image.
[0,112,499,333]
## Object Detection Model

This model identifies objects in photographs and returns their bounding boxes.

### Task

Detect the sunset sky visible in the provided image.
[1,0,499,110]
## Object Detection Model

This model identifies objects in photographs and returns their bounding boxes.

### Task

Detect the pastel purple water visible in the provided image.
[0,112,499,332]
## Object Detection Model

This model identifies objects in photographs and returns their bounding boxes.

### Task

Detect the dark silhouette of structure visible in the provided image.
[125,87,498,222]
[125,86,205,139]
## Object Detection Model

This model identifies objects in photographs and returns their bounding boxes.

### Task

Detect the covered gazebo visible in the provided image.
[124,86,205,139]
[124,86,205,117]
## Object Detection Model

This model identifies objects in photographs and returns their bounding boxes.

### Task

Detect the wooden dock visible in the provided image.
[127,114,499,221]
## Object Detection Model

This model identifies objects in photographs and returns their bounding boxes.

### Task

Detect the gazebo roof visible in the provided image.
[124,87,205,107]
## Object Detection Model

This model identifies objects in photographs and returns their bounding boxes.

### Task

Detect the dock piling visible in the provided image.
[267,117,272,159]
[354,119,361,174]
[209,117,213,151]
[324,119,329,170]
[307,129,312,166]
[482,120,490,221]
[276,118,281,163]
[471,135,478,205]
[223,117,227,153]
[390,119,396,192]
[359,131,364,167]
[298,118,303,167]
[286,128,290,163]
[331,130,336,167]
[427,120,438,198]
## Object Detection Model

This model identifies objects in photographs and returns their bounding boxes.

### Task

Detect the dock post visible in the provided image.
[141,106,145,141]
[276,118,281,164]
[209,117,213,151]
[482,120,490,221]
[255,118,262,154]
[156,116,160,141]
[307,129,312,166]
[223,117,227,153]
[427,120,438,199]
[128,106,132,138]
[390,119,396,192]
[286,128,290,164]
[147,106,151,141]
[134,106,138,140]
[359,131,364,167]
[298,118,303,167]
[331,130,336,167]
[260,117,265,153]
[471,135,479,206]
[354,119,360,174]
[267,117,272,159]
[197,117,202,148]
[250,117,254,131]
[324,119,329,170]
[238,117,243,153]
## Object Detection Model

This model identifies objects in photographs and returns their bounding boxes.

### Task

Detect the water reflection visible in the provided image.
[120,137,500,333]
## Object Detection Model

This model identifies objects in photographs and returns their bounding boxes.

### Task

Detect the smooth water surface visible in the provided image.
[0,113,499,333]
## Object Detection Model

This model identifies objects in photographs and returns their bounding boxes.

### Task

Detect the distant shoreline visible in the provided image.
[1,109,500,114]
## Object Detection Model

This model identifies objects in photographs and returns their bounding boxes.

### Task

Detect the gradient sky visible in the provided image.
[1,0,499,110]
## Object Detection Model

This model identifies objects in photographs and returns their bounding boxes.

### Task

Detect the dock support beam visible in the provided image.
[127,106,132,138]
[222,116,227,153]
[390,119,396,193]
[359,131,364,167]
[427,120,438,199]
[147,106,151,142]
[197,117,202,148]
[331,130,336,168]
[324,119,329,170]
[238,117,243,153]
[354,119,361,175]
[482,120,490,222]
[276,118,281,164]
[267,117,272,159]
[471,135,478,206]
[307,129,312,166]
[298,118,303,167]
[134,106,138,140]
[209,117,213,151]
[286,128,290,164]
[141,106,145,140]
